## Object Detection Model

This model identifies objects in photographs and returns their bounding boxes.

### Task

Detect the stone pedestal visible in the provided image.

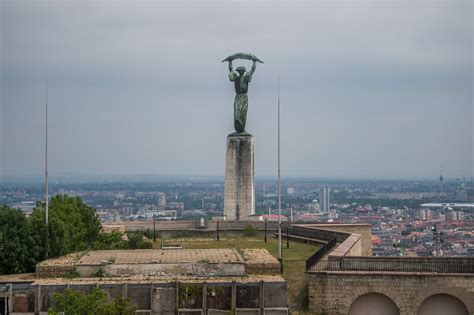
[224,133,255,220]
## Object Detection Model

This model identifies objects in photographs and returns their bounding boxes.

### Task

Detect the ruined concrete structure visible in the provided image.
[1,246,284,314]
[0,277,288,315]
[35,248,280,279]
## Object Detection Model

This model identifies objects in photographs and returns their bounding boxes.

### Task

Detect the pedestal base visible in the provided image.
[223,133,255,221]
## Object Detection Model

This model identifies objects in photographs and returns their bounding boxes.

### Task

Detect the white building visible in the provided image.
[420,209,432,220]
[320,187,330,212]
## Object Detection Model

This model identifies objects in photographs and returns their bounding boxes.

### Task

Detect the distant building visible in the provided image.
[320,187,330,212]
[450,211,464,221]
[456,190,468,201]
[158,193,166,208]
[287,187,295,195]
[13,201,35,212]
[420,203,474,209]
[328,208,338,219]
[12,201,35,217]
[420,209,432,220]
[257,214,288,222]
[308,199,320,212]
[167,201,185,211]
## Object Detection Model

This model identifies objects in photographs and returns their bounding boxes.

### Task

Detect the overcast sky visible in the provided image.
[1,0,472,180]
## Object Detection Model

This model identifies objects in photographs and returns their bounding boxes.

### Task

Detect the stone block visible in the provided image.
[224,134,255,220]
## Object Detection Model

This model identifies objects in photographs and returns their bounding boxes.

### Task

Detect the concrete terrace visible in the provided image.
[78,248,243,265]
[36,247,281,278]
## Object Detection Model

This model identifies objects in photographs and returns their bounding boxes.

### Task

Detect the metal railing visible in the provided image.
[305,237,337,270]
[307,257,474,274]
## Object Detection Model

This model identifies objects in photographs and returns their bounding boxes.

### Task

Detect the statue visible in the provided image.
[222,53,263,133]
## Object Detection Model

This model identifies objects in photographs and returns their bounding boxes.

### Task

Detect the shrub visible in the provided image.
[243,224,258,237]
[93,267,106,278]
[48,288,136,315]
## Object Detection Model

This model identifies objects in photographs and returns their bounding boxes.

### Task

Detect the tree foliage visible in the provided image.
[0,195,102,275]
[31,195,101,257]
[1,194,155,275]
[93,231,127,250]
[48,288,136,315]
[127,231,153,249]
[0,205,37,274]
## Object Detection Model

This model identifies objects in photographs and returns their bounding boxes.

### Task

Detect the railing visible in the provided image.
[305,237,337,270]
[307,257,474,274]
[289,225,347,242]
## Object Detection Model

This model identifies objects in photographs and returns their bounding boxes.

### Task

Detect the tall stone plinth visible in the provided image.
[224,133,255,221]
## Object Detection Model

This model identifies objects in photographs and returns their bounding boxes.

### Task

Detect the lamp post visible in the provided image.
[264,219,267,243]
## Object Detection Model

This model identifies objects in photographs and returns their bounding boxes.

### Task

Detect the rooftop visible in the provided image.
[77,248,243,265]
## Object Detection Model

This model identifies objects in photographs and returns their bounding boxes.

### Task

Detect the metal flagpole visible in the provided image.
[277,76,282,273]
[45,80,49,225]
[44,80,49,259]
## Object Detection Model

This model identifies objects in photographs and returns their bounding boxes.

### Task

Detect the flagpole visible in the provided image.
[45,80,49,226]
[277,76,282,273]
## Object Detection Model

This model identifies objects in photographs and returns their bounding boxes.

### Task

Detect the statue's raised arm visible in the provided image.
[249,60,257,76]
[228,60,237,82]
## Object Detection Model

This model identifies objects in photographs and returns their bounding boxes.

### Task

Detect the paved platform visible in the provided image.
[35,248,280,278]
[78,248,243,265]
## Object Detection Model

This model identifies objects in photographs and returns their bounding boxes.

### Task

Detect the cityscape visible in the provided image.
[1,0,473,314]
[3,177,474,259]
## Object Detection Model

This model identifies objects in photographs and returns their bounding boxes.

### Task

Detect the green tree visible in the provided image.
[0,205,37,274]
[93,231,127,250]
[31,195,102,259]
[127,231,152,249]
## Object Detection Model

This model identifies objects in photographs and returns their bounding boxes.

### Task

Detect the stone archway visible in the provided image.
[418,294,469,315]
[349,292,399,315]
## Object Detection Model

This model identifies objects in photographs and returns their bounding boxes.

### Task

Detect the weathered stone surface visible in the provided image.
[152,287,176,314]
[224,134,255,221]
[308,272,474,315]
[36,252,80,277]
[242,249,280,275]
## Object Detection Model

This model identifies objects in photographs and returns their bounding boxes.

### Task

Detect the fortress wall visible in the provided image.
[308,271,474,315]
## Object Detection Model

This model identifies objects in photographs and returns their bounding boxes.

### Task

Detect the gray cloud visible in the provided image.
[1,0,472,179]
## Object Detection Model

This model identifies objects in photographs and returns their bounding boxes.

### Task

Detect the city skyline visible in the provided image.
[1,1,473,179]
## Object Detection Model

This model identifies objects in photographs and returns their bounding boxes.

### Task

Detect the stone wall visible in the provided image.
[35,253,80,278]
[104,220,280,234]
[328,233,362,257]
[308,271,474,315]
[304,224,372,256]
[75,262,247,277]
[36,264,75,278]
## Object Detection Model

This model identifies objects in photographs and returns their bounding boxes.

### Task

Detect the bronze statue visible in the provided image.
[222,53,263,133]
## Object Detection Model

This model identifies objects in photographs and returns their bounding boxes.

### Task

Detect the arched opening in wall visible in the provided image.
[349,293,399,315]
[417,294,469,315]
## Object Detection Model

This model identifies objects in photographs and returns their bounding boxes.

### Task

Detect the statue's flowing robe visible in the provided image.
[234,94,248,133]
[229,72,252,133]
